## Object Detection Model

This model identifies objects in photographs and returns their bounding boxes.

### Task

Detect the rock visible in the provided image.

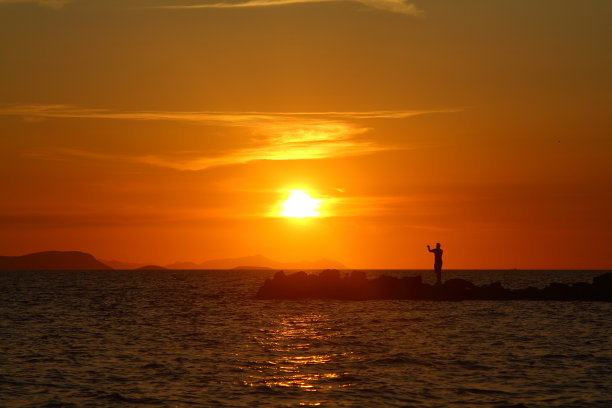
[255,272,612,302]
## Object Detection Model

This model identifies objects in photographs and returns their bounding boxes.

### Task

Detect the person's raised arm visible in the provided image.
[427,245,432,252]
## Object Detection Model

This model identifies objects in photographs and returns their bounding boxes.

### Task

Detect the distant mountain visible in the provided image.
[279,258,347,270]
[0,251,345,271]
[198,255,276,269]
[0,251,111,271]
[231,265,275,271]
[135,265,167,271]
[166,254,346,270]
[102,259,147,270]
[165,261,201,269]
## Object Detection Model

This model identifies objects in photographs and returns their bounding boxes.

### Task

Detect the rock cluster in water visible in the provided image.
[256,270,612,301]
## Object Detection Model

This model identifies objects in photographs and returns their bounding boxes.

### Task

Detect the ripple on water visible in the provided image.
[0,270,611,407]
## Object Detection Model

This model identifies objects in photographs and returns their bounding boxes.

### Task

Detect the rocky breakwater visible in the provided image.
[256,270,612,301]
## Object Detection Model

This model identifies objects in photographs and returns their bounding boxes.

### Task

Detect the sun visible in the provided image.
[281,190,321,218]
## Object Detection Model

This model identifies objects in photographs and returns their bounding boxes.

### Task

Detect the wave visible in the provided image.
[97,392,164,405]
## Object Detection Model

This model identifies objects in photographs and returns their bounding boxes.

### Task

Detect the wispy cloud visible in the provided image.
[0,104,454,123]
[0,0,422,16]
[4,104,457,170]
[0,0,69,7]
[30,121,384,170]
[157,0,422,16]
[43,137,386,171]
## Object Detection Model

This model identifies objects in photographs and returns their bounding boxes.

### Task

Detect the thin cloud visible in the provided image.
[157,0,422,16]
[0,105,455,123]
[0,0,422,15]
[0,0,69,7]
[5,104,458,170]
[35,132,387,171]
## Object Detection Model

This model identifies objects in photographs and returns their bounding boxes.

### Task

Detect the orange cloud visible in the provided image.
[0,0,68,7]
[4,104,458,170]
[32,135,387,171]
[0,105,456,122]
[157,0,422,16]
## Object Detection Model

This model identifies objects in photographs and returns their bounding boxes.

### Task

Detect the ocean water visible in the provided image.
[0,270,610,408]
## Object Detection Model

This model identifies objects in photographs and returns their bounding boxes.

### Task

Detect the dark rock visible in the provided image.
[255,271,612,302]
[571,282,594,300]
[476,281,511,300]
[350,270,367,280]
[513,286,542,300]
[439,279,477,300]
[542,282,572,300]
[320,269,341,280]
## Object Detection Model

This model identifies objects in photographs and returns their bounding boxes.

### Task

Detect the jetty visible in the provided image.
[256,270,612,301]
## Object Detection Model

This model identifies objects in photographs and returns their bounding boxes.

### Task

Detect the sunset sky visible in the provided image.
[1,0,611,268]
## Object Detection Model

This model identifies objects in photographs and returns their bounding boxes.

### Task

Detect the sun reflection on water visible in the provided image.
[243,313,354,398]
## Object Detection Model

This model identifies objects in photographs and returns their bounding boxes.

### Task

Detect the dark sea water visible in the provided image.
[1,270,611,407]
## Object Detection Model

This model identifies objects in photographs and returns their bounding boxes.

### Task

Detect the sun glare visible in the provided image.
[281,190,321,218]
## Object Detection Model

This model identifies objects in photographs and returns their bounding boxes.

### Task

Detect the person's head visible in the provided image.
[436,243,441,248]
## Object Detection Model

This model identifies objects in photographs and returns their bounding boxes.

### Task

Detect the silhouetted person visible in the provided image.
[427,243,443,285]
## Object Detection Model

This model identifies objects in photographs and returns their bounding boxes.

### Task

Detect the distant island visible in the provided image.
[135,265,168,271]
[231,266,274,271]
[0,251,345,271]
[256,270,612,302]
[0,251,111,271]
[166,254,346,270]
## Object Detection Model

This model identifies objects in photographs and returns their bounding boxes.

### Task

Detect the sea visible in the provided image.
[1,270,610,408]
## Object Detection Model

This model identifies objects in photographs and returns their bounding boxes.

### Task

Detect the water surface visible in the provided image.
[1,270,610,407]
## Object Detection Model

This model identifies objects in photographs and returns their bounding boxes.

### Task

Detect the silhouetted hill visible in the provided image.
[0,251,111,271]
[231,265,274,271]
[165,261,201,269]
[102,259,147,270]
[281,258,346,270]
[135,265,167,271]
[166,254,346,270]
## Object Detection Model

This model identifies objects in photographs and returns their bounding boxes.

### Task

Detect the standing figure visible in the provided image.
[427,243,443,285]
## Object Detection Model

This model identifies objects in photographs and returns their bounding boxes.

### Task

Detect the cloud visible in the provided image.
[0,0,70,7]
[0,0,421,15]
[0,104,454,123]
[34,130,387,171]
[157,0,422,16]
[356,0,420,15]
[3,104,457,170]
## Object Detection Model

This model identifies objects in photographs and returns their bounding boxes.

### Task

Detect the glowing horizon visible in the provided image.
[1,0,611,269]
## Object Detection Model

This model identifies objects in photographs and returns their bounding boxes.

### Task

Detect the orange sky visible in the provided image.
[1,0,611,268]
